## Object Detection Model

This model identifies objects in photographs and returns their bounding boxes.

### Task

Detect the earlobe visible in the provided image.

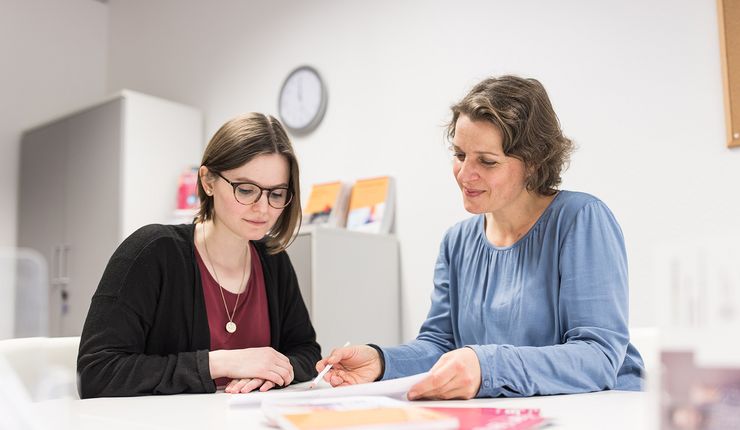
[199,165,214,195]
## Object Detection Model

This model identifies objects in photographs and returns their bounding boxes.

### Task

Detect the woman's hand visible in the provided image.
[407,347,481,400]
[209,347,294,387]
[315,344,382,386]
[224,378,276,393]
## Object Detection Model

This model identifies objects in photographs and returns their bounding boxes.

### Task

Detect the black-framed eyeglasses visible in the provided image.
[215,172,292,209]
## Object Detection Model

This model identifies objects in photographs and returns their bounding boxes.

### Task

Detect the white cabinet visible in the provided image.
[286,226,400,353]
[17,91,202,337]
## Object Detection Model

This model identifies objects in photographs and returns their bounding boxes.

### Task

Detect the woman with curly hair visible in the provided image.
[316,75,644,399]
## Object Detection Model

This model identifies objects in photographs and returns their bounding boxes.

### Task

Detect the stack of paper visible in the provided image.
[228,372,428,408]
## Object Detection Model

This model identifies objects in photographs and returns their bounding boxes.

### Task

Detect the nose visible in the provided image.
[456,158,479,183]
[251,191,270,212]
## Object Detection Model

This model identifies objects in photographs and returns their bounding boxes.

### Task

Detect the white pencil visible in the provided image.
[309,341,351,389]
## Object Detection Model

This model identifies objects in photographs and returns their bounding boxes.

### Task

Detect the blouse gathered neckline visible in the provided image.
[477,191,563,252]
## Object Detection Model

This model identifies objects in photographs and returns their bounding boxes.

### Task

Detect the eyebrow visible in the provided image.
[231,177,289,188]
[451,144,501,157]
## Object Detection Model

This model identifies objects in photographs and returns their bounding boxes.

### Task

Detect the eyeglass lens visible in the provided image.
[234,183,290,208]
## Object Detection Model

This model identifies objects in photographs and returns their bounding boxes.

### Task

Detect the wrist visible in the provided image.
[208,350,226,379]
[366,344,385,381]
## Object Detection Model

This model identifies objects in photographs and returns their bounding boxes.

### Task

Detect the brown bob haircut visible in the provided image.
[195,112,301,254]
[447,75,574,196]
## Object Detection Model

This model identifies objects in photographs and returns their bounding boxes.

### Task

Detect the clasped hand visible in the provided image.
[209,347,294,393]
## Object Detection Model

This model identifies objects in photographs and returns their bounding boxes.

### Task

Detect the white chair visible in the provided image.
[629,326,660,392]
[0,336,80,400]
[0,247,49,339]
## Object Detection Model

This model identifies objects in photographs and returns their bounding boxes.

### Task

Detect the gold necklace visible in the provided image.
[201,223,248,333]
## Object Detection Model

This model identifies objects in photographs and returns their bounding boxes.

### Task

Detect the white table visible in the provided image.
[32,389,653,429]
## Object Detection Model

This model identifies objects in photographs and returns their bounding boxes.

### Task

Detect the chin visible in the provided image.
[462,201,485,215]
[236,225,267,241]
[246,230,270,241]
[463,197,485,215]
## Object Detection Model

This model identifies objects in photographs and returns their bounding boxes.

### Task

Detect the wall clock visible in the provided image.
[278,65,328,134]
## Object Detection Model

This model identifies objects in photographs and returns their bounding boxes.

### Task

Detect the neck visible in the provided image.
[199,218,250,269]
[484,191,556,247]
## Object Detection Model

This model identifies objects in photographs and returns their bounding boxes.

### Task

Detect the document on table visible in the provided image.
[228,372,429,407]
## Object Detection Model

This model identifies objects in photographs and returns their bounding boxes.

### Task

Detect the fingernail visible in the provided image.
[408,391,417,399]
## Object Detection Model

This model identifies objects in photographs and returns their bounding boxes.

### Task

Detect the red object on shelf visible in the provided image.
[177,167,199,210]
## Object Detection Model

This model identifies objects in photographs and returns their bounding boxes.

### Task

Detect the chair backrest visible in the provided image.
[0,247,49,339]
[0,336,80,400]
[629,326,660,387]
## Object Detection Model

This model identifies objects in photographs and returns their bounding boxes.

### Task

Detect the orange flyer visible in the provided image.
[348,177,390,210]
[305,181,344,215]
[281,407,457,429]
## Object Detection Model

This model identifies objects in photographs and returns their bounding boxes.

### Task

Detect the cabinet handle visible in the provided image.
[51,245,60,286]
[59,245,70,284]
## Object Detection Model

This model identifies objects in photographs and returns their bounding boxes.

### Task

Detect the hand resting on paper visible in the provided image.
[315,344,382,386]
[407,347,482,400]
[224,378,275,394]
[209,347,294,391]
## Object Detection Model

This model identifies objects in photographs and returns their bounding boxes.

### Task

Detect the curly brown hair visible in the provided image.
[447,75,574,196]
[195,113,301,254]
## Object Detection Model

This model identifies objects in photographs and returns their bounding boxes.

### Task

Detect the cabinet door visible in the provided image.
[287,228,400,353]
[63,100,123,336]
[286,233,313,316]
[17,120,69,336]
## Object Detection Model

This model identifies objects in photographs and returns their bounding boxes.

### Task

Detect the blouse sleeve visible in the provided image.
[470,201,631,397]
[77,235,214,398]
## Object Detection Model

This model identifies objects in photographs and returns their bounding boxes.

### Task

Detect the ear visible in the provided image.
[524,162,538,190]
[199,166,215,196]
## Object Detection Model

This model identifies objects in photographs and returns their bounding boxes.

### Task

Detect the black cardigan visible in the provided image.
[77,223,320,398]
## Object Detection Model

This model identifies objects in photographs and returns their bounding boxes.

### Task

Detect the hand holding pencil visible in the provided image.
[310,341,350,388]
[314,343,383,387]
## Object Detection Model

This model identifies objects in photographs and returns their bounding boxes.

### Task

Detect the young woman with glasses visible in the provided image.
[77,113,320,398]
[315,75,645,399]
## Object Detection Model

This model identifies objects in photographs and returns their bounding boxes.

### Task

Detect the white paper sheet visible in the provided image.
[227,372,429,407]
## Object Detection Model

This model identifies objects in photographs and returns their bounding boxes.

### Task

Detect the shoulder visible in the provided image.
[440,215,483,254]
[115,223,194,260]
[97,224,195,298]
[551,190,603,212]
[251,240,290,273]
[550,191,623,238]
[546,190,616,224]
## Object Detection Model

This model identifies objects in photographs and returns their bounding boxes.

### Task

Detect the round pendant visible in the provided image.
[226,321,237,333]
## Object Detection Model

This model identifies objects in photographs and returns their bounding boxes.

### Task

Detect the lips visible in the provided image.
[463,187,485,197]
[244,219,268,226]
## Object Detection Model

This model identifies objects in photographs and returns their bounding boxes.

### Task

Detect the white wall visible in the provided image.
[0,0,108,247]
[105,0,740,341]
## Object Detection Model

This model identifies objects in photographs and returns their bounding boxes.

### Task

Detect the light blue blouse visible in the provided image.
[381,191,644,397]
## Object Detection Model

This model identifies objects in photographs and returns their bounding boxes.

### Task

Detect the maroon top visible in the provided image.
[195,242,271,388]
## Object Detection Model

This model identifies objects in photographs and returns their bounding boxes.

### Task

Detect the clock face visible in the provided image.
[278,66,327,134]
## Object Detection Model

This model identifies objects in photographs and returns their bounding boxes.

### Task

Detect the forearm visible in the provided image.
[78,297,214,398]
[470,333,626,397]
[284,343,321,382]
[78,349,214,398]
[381,338,450,380]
